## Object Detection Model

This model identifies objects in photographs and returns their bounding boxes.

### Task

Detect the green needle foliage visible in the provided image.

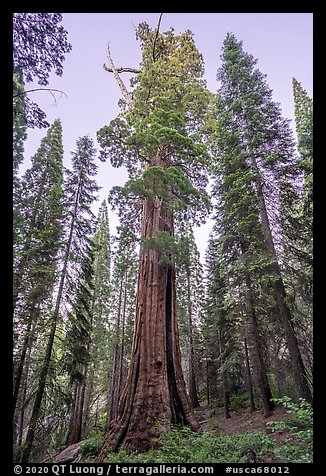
[64,246,95,385]
[13,118,64,324]
[97,22,213,234]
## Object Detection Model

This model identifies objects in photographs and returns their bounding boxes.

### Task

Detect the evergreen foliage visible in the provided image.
[211,32,312,405]
[64,247,94,385]
[97,24,213,230]
[13,13,72,129]
[13,119,64,311]
[12,17,313,465]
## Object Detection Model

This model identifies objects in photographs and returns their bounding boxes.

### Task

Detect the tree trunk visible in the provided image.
[96,162,198,460]
[252,157,312,403]
[83,361,96,434]
[186,269,200,408]
[239,243,274,418]
[67,381,86,445]
[13,340,32,448]
[20,318,58,463]
[13,302,38,415]
[218,327,230,419]
[107,275,124,427]
[246,292,274,417]
[244,337,256,413]
[206,359,210,407]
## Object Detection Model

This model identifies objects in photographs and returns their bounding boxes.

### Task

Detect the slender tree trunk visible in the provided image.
[13,320,32,415]
[206,359,210,407]
[13,302,38,415]
[67,381,87,445]
[244,337,256,413]
[239,241,274,418]
[20,317,59,462]
[83,362,95,434]
[107,276,124,427]
[66,382,78,446]
[245,290,274,417]
[13,341,32,448]
[186,269,200,408]
[116,271,128,411]
[252,157,312,403]
[96,152,198,460]
[218,327,230,419]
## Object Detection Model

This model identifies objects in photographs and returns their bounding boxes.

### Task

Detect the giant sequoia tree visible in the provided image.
[96,20,212,458]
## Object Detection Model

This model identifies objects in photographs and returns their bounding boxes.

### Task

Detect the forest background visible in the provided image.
[12,11,315,465]
[20,12,313,258]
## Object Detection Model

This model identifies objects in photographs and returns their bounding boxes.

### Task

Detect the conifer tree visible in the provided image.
[82,200,112,435]
[21,136,99,463]
[278,80,313,385]
[13,119,64,424]
[13,119,64,308]
[203,229,249,417]
[211,84,276,416]
[283,79,313,295]
[13,13,72,129]
[292,78,313,217]
[214,33,312,403]
[107,225,138,427]
[96,19,212,458]
[65,245,94,445]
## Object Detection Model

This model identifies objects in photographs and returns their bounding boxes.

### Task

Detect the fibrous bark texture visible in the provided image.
[96,178,198,461]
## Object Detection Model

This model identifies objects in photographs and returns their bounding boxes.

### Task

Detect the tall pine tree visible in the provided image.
[13,119,64,429]
[214,33,312,403]
[21,136,99,463]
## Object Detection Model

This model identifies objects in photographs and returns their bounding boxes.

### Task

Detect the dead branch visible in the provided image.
[103,42,134,109]
[103,65,140,74]
[13,88,66,100]
[152,13,164,62]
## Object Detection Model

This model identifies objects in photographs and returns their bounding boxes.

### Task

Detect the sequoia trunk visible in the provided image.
[96,160,198,460]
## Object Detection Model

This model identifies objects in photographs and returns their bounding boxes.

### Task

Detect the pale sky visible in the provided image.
[20,12,313,260]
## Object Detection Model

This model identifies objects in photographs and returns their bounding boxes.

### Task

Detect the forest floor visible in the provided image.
[51,401,303,464]
[194,401,292,463]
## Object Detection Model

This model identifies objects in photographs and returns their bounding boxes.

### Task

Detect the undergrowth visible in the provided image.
[81,426,275,463]
[266,397,313,463]
[80,397,313,463]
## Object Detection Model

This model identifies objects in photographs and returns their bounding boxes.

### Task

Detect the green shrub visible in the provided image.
[267,396,313,463]
[80,436,102,457]
[229,392,248,411]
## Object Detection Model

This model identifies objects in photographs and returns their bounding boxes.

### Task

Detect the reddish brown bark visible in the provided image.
[96,158,198,461]
[66,379,87,446]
